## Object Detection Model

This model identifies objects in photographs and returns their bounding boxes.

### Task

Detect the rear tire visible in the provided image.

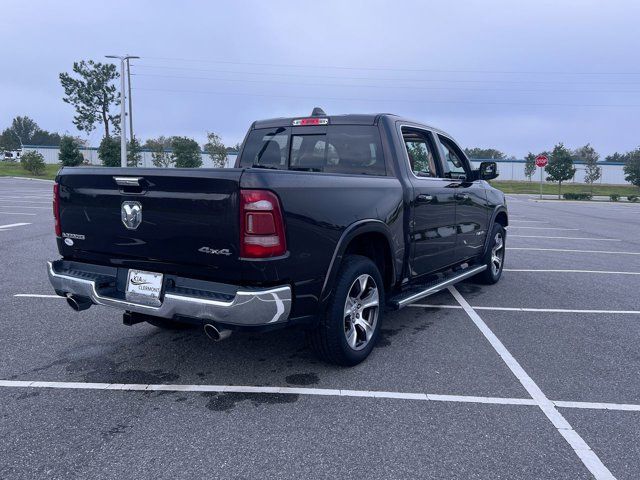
[475,223,506,284]
[308,255,384,366]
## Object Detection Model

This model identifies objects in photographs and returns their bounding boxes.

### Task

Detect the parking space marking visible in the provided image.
[508,226,580,231]
[409,304,640,315]
[509,220,548,223]
[509,235,620,241]
[0,222,31,230]
[508,247,640,255]
[14,294,61,298]
[448,286,615,480]
[1,380,639,414]
[0,205,49,209]
[0,212,37,216]
[504,268,640,276]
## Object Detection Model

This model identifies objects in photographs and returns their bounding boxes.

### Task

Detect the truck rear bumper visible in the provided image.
[47,260,292,327]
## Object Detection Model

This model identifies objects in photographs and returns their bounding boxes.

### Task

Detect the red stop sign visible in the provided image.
[535,155,548,168]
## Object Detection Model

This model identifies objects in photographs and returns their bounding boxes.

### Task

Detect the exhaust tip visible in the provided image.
[66,294,91,312]
[204,323,232,342]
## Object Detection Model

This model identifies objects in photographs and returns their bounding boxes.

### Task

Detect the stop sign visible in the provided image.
[535,154,548,168]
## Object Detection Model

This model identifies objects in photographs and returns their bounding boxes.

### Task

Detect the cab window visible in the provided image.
[438,135,469,180]
[402,128,438,178]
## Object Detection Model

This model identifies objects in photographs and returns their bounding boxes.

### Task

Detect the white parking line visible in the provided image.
[509,220,548,223]
[504,269,640,276]
[508,247,640,256]
[448,286,614,480]
[0,205,49,209]
[409,304,640,315]
[508,226,580,231]
[0,222,31,230]
[1,380,639,413]
[509,235,619,241]
[0,212,37,216]
[14,294,61,298]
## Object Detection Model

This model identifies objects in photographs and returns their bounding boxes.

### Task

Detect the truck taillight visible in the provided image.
[240,189,286,258]
[53,183,61,237]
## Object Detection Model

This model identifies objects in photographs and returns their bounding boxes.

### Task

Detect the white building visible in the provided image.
[19,145,630,185]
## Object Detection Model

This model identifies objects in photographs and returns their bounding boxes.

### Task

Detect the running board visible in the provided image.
[389,264,487,309]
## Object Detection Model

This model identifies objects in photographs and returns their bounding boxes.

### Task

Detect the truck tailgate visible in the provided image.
[56,167,243,282]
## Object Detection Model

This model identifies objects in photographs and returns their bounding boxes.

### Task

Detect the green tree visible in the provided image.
[127,137,142,167]
[463,147,507,160]
[605,152,625,162]
[524,152,536,181]
[59,60,120,138]
[171,137,202,168]
[622,148,640,189]
[406,142,432,175]
[0,116,61,150]
[58,135,84,166]
[0,129,20,151]
[145,136,174,167]
[203,132,227,168]
[98,135,121,167]
[545,143,576,199]
[573,143,601,193]
[20,151,46,175]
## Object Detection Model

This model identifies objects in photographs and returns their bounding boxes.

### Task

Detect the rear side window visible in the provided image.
[240,125,385,175]
[241,127,290,169]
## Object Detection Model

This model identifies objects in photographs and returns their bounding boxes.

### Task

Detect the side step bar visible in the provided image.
[389,264,487,309]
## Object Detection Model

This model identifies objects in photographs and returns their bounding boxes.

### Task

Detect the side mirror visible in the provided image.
[479,161,498,180]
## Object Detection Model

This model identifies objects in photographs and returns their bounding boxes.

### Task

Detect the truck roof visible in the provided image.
[251,111,451,137]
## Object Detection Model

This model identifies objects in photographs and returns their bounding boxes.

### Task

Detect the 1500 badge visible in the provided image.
[198,247,232,256]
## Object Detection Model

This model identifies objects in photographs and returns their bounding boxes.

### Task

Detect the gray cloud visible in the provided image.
[1,0,639,157]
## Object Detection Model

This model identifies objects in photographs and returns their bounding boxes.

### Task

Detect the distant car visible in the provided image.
[3,150,21,161]
[48,109,508,366]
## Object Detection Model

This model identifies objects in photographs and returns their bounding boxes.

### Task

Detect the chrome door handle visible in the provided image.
[454,193,469,201]
[416,194,433,203]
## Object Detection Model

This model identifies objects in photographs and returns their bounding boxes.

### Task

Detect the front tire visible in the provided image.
[308,255,384,366]
[475,223,506,284]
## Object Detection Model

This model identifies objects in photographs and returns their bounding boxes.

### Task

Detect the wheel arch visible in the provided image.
[320,220,396,304]
[482,206,509,257]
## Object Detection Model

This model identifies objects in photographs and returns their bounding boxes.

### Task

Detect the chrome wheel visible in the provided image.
[491,232,504,276]
[343,274,379,351]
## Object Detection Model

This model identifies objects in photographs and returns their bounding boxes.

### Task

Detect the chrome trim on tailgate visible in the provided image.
[47,261,291,326]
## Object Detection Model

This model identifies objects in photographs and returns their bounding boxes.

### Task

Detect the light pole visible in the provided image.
[106,54,139,167]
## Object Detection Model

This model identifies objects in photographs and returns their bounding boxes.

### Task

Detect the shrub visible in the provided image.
[610,194,620,202]
[58,135,84,166]
[20,151,46,175]
[127,137,142,167]
[563,192,592,201]
[627,195,639,203]
[98,136,121,167]
[171,136,202,168]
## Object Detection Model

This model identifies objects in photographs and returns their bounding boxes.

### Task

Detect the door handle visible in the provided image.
[416,194,433,203]
[454,193,469,201]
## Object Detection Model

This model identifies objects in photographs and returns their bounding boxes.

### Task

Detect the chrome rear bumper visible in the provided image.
[47,260,291,326]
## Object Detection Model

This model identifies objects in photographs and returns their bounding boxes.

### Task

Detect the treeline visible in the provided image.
[0,116,61,150]
[466,144,640,193]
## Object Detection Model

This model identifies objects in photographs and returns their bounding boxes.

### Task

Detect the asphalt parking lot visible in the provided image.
[1,176,639,479]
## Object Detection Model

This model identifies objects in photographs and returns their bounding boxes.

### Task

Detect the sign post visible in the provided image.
[535,154,549,200]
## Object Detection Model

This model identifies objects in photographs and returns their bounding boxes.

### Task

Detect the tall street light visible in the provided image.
[106,54,139,167]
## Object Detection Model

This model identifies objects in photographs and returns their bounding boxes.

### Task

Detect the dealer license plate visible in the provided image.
[126,269,163,306]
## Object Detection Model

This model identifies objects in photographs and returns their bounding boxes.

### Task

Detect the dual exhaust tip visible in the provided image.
[65,294,232,342]
[66,294,92,312]
[203,323,232,342]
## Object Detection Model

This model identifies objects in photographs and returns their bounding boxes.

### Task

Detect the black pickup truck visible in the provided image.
[48,109,508,365]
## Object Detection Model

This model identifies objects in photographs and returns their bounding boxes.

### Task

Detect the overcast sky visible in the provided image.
[1,0,639,157]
